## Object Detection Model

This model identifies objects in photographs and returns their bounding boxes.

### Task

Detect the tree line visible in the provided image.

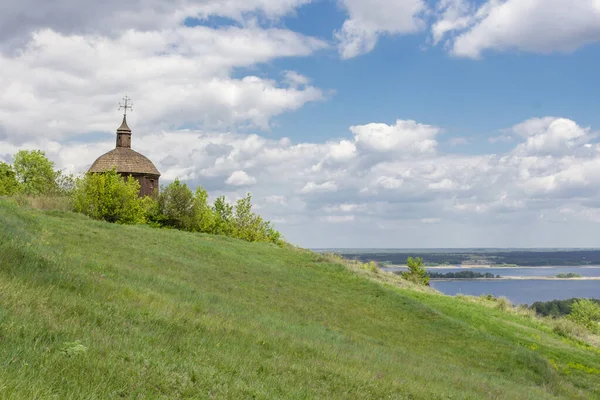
[1,150,284,246]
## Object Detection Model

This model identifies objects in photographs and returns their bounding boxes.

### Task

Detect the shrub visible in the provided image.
[495,296,512,311]
[401,257,429,286]
[552,318,587,339]
[364,261,378,273]
[0,161,20,196]
[568,299,600,333]
[72,169,146,224]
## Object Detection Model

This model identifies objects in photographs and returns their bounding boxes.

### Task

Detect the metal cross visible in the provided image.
[118,96,133,116]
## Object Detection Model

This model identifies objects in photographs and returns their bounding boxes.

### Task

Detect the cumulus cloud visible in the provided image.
[351,119,439,154]
[300,181,339,194]
[0,26,326,142]
[433,0,600,58]
[0,0,315,47]
[334,0,427,58]
[226,170,257,186]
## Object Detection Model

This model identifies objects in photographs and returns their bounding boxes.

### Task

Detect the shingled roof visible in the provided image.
[89,147,160,176]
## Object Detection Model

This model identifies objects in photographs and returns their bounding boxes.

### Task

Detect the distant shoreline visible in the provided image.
[430,276,600,281]
[384,264,600,270]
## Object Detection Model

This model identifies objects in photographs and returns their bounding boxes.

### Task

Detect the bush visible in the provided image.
[568,299,600,333]
[552,318,588,339]
[0,161,20,196]
[401,257,429,286]
[72,169,146,224]
[495,296,512,311]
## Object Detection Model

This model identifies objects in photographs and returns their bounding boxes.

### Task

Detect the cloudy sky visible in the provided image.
[1,0,600,248]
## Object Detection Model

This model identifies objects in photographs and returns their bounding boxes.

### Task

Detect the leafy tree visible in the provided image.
[401,257,430,286]
[156,179,196,230]
[233,193,264,241]
[193,186,214,233]
[0,161,19,196]
[13,150,59,195]
[72,169,146,224]
[212,195,234,236]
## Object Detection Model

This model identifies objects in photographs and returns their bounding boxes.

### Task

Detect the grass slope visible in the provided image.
[0,200,599,399]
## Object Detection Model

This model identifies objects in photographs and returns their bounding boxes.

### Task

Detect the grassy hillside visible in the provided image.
[0,200,599,399]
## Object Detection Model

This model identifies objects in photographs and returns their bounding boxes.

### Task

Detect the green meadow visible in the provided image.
[0,199,599,399]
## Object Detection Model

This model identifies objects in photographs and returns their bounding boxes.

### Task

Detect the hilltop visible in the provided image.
[0,200,599,399]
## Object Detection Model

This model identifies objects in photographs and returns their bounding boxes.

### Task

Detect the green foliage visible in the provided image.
[532,298,600,318]
[401,257,430,286]
[428,271,499,279]
[192,185,215,233]
[156,179,196,230]
[212,195,235,236]
[153,185,283,246]
[13,150,59,195]
[72,169,146,224]
[231,193,283,245]
[0,161,19,196]
[568,299,600,333]
[556,273,582,278]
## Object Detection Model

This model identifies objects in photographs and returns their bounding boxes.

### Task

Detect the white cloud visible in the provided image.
[225,170,257,186]
[351,119,440,154]
[335,0,427,58]
[434,0,600,58]
[0,0,316,47]
[512,117,591,156]
[328,139,357,161]
[0,20,327,143]
[323,203,366,213]
[265,195,287,205]
[300,181,339,193]
[320,215,355,223]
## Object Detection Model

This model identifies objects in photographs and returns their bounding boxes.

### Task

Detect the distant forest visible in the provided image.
[531,298,600,317]
[336,250,600,267]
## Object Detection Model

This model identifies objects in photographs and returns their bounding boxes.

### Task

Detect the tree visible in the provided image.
[0,161,19,196]
[401,257,430,286]
[212,196,234,236]
[72,169,146,224]
[156,179,196,230]
[192,186,214,233]
[13,150,59,195]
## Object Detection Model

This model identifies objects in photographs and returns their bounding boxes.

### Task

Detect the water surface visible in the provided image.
[431,280,600,305]
[384,266,600,304]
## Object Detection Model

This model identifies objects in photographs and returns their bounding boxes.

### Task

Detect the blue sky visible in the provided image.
[2,0,600,247]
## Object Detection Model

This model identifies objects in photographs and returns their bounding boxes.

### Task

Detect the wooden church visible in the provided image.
[88,97,160,197]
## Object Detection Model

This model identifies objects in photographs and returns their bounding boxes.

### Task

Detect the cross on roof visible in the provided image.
[118,95,133,117]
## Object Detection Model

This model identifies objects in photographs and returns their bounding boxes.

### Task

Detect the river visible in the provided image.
[383,266,600,305]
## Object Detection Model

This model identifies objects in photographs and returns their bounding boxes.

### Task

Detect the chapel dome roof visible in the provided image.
[89,147,160,176]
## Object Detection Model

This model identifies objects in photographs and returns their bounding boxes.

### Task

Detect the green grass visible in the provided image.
[1,200,599,399]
